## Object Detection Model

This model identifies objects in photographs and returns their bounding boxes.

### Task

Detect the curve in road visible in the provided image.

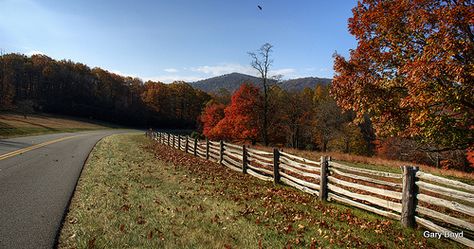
[0,129,135,249]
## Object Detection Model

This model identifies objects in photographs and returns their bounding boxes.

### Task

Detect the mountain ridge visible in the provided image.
[189,72,331,93]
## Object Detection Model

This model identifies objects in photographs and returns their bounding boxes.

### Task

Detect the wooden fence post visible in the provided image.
[205,138,209,160]
[185,136,189,153]
[242,145,248,174]
[273,148,280,184]
[193,137,198,156]
[401,166,418,228]
[319,156,328,201]
[219,140,224,164]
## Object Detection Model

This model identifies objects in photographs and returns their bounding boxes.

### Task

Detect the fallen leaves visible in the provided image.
[119,224,126,232]
[136,216,146,225]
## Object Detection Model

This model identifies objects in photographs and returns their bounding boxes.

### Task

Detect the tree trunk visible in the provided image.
[263,80,268,146]
[322,140,328,152]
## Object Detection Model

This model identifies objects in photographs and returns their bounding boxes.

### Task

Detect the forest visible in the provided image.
[0,51,471,171]
[0,53,210,128]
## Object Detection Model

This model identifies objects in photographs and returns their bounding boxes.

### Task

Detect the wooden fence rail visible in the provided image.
[146,131,474,247]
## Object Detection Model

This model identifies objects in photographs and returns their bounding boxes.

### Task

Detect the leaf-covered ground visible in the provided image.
[58,134,462,248]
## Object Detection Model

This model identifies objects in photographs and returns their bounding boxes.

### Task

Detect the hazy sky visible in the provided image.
[0,0,358,82]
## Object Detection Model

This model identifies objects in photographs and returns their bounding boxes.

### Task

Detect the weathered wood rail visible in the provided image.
[146,131,474,247]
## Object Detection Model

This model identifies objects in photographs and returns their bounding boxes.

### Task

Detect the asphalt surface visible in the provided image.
[0,129,136,249]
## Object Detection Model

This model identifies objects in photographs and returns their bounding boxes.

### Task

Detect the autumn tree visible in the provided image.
[212,88,232,105]
[0,52,209,129]
[200,101,225,139]
[332,0,473,152]
[314,98,345,152]
[213,83,261,142]
[278,88,314,148]
[249,43,274,145]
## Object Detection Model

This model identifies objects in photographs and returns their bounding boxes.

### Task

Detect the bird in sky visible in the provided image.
[257,5,262,10]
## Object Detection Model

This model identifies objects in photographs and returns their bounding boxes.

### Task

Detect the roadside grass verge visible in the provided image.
[0,113,114,138]
[59,134,462,248]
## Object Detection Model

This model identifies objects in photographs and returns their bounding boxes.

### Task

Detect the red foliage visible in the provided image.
[200,101,225,140]
[213,83,261,142]
[467,146,474,169]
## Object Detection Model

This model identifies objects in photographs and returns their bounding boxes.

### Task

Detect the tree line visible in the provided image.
[0,53,210,128]
[201,83,375,154]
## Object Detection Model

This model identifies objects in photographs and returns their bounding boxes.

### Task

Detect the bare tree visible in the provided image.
[248,43,273,146]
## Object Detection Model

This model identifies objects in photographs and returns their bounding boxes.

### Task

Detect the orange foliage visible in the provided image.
[212,83,261,142]
[332,0,474,151]
[467,146,474,169]
[200,101,225,140]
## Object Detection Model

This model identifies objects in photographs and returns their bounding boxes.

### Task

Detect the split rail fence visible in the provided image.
[146,131,474,247]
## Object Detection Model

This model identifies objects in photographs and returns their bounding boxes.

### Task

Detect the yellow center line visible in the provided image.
[0,135,80,161]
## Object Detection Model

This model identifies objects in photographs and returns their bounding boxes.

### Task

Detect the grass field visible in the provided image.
[58,134,462,248]
[0,113,113,138]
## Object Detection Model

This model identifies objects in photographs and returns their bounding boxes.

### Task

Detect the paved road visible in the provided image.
[0,130,136,249]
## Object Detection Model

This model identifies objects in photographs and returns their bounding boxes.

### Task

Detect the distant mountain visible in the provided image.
[279,77,332,92]
[191,73,265,93]
[190,72,331,93]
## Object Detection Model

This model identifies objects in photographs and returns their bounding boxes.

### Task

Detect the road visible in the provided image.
[0,129,136,249]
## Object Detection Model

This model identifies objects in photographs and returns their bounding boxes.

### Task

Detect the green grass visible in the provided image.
[58,134,463,248]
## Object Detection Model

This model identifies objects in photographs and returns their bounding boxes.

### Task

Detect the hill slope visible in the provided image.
[190,72,331,93]
[0,113,113,138]
[191,73,265,93]
[279,77,332,92]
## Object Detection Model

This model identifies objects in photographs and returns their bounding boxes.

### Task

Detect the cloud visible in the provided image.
[25,50,46,56]
[110,70,138,78]
[143,75,204,83]
[191,63,258,76]
[269,68,296,77]
[164,68,178,73]
[191,63,296,78]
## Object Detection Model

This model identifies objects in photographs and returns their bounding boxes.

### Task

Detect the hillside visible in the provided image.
[191,73,268,93]
[0,113,114,138]
[279,77,332,92]
[190,72,331,93]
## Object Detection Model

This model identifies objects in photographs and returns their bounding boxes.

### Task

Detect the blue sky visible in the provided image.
[0,0,358,82]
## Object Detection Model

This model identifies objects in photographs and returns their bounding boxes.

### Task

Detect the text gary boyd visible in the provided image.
[423,231,463,239]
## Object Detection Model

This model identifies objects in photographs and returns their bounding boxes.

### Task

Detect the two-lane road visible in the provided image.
[0,130,135,249]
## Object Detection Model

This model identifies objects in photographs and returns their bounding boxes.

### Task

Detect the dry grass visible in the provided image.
[0,113,106,129]
[59,134,462,248]
[0,113,112,138]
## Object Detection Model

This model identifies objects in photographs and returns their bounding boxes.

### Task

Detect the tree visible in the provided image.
[313,98,344,152]
[213,83,261,143]
[278,88,314,148]
[16,100,35,118]
[332,0,473,152]
[249,43,274,145]
[200,101,225,139]
[0,52,209,129]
